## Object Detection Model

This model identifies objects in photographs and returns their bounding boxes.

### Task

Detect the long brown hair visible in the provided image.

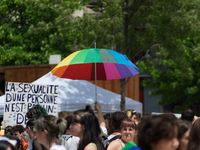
[187,119,200,150]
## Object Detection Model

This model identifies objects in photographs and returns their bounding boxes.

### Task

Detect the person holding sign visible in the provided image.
[34,115,67,150]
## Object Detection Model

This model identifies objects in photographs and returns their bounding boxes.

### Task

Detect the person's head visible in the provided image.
[23,130,29,143]
[187,119,200,150]
[0,140,15,150]
[26,119,36,139]
[111,111,128,131]
[4,126,12,135]
[103,113,114,135]
[126,110,137,123]
[70,105,104,150]
[3,135,23,150]
[11,125,25,140]
[34,115,67,148]
[137,114,180,150]
[26,104,47,120]
[103,113,111,129]
[177,120,191,150]
[181,108,194,122]
[120,118,136,143]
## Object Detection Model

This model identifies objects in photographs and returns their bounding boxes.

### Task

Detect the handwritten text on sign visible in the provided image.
[4,82,59,126]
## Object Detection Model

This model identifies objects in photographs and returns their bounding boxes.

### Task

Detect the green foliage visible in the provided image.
[139,37,200,112]
[1,0,200,111]
[76,0,200,111]
[0,0,84,66]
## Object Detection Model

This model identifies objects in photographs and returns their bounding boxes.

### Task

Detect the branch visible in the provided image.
[40,2,60,12]
[133,27,188,60]
[125,77,131,84]
[129,0,144,19]
[56,17,69,23]
[88,40,96,48]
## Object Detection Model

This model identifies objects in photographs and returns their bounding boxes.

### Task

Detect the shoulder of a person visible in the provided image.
[84,144,97,150]
[107,140,121,150]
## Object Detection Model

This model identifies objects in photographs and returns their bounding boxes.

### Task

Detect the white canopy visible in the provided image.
[0,72,142,115]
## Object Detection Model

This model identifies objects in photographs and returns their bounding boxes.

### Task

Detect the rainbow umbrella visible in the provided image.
[51,48,139,101]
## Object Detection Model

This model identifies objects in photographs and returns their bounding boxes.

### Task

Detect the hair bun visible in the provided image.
[56,118,67,135]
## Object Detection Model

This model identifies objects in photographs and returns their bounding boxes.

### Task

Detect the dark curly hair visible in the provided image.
[111,111,128,131]
[26,104,47,120]
[137,114,180,150]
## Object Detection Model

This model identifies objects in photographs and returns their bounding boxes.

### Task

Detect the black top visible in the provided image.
[32,138,48,150]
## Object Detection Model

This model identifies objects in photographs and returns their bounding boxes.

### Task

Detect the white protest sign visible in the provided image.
[4,82,59,127]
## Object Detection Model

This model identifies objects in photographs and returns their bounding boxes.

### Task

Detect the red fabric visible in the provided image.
[21,138,28,150]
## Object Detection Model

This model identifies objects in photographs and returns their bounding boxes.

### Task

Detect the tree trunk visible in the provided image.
[120,78,126,111]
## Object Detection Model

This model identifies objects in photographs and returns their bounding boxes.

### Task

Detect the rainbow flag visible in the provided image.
[121,141,141,150]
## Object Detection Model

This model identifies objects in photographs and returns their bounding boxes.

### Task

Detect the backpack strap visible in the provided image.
[110,135,121,141]
[65,135,73,141]
[104,135,121,150]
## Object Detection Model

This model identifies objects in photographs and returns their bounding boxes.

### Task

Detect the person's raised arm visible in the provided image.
[94,101,106,128]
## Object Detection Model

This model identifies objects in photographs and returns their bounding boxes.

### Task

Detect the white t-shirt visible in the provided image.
[27,139,33,150]
[68,136,80,150]
[49,145,66,150]
[60,134,80,150]
[100,126,108,135]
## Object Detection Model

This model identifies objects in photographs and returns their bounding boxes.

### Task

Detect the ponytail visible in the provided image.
[57,118,67,135]
[35,115,67,146]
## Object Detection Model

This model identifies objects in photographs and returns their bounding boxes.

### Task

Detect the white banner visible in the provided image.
[3,82,59,127]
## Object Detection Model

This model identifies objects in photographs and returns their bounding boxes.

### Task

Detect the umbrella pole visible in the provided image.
[95,62,97,102]
[95,43,97,102]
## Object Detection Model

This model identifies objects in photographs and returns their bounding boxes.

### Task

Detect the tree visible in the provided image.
[75,0,200,111]
[139,37,200,112]
[0,0,84,66]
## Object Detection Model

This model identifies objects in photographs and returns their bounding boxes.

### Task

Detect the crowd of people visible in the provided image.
[0,103,198,150]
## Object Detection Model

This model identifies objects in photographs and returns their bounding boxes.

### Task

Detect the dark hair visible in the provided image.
[137,114,180,150]
[5,126,12,135]
[176,120,191,150]
[111,111,128,130]
[103,113,111,119]
[34,115,67,147]
[26,119,36,131]
[187,119,200,150]
[11,125,25,134]
[71,105,104,150]
[103,113,114,135]
[65,115,72,130]
[3,135,23,150]
[0,140,15,150]
[178,120,191,138]
[181,108,194,122]
[120,118,136,130]
[26,104,47,120]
